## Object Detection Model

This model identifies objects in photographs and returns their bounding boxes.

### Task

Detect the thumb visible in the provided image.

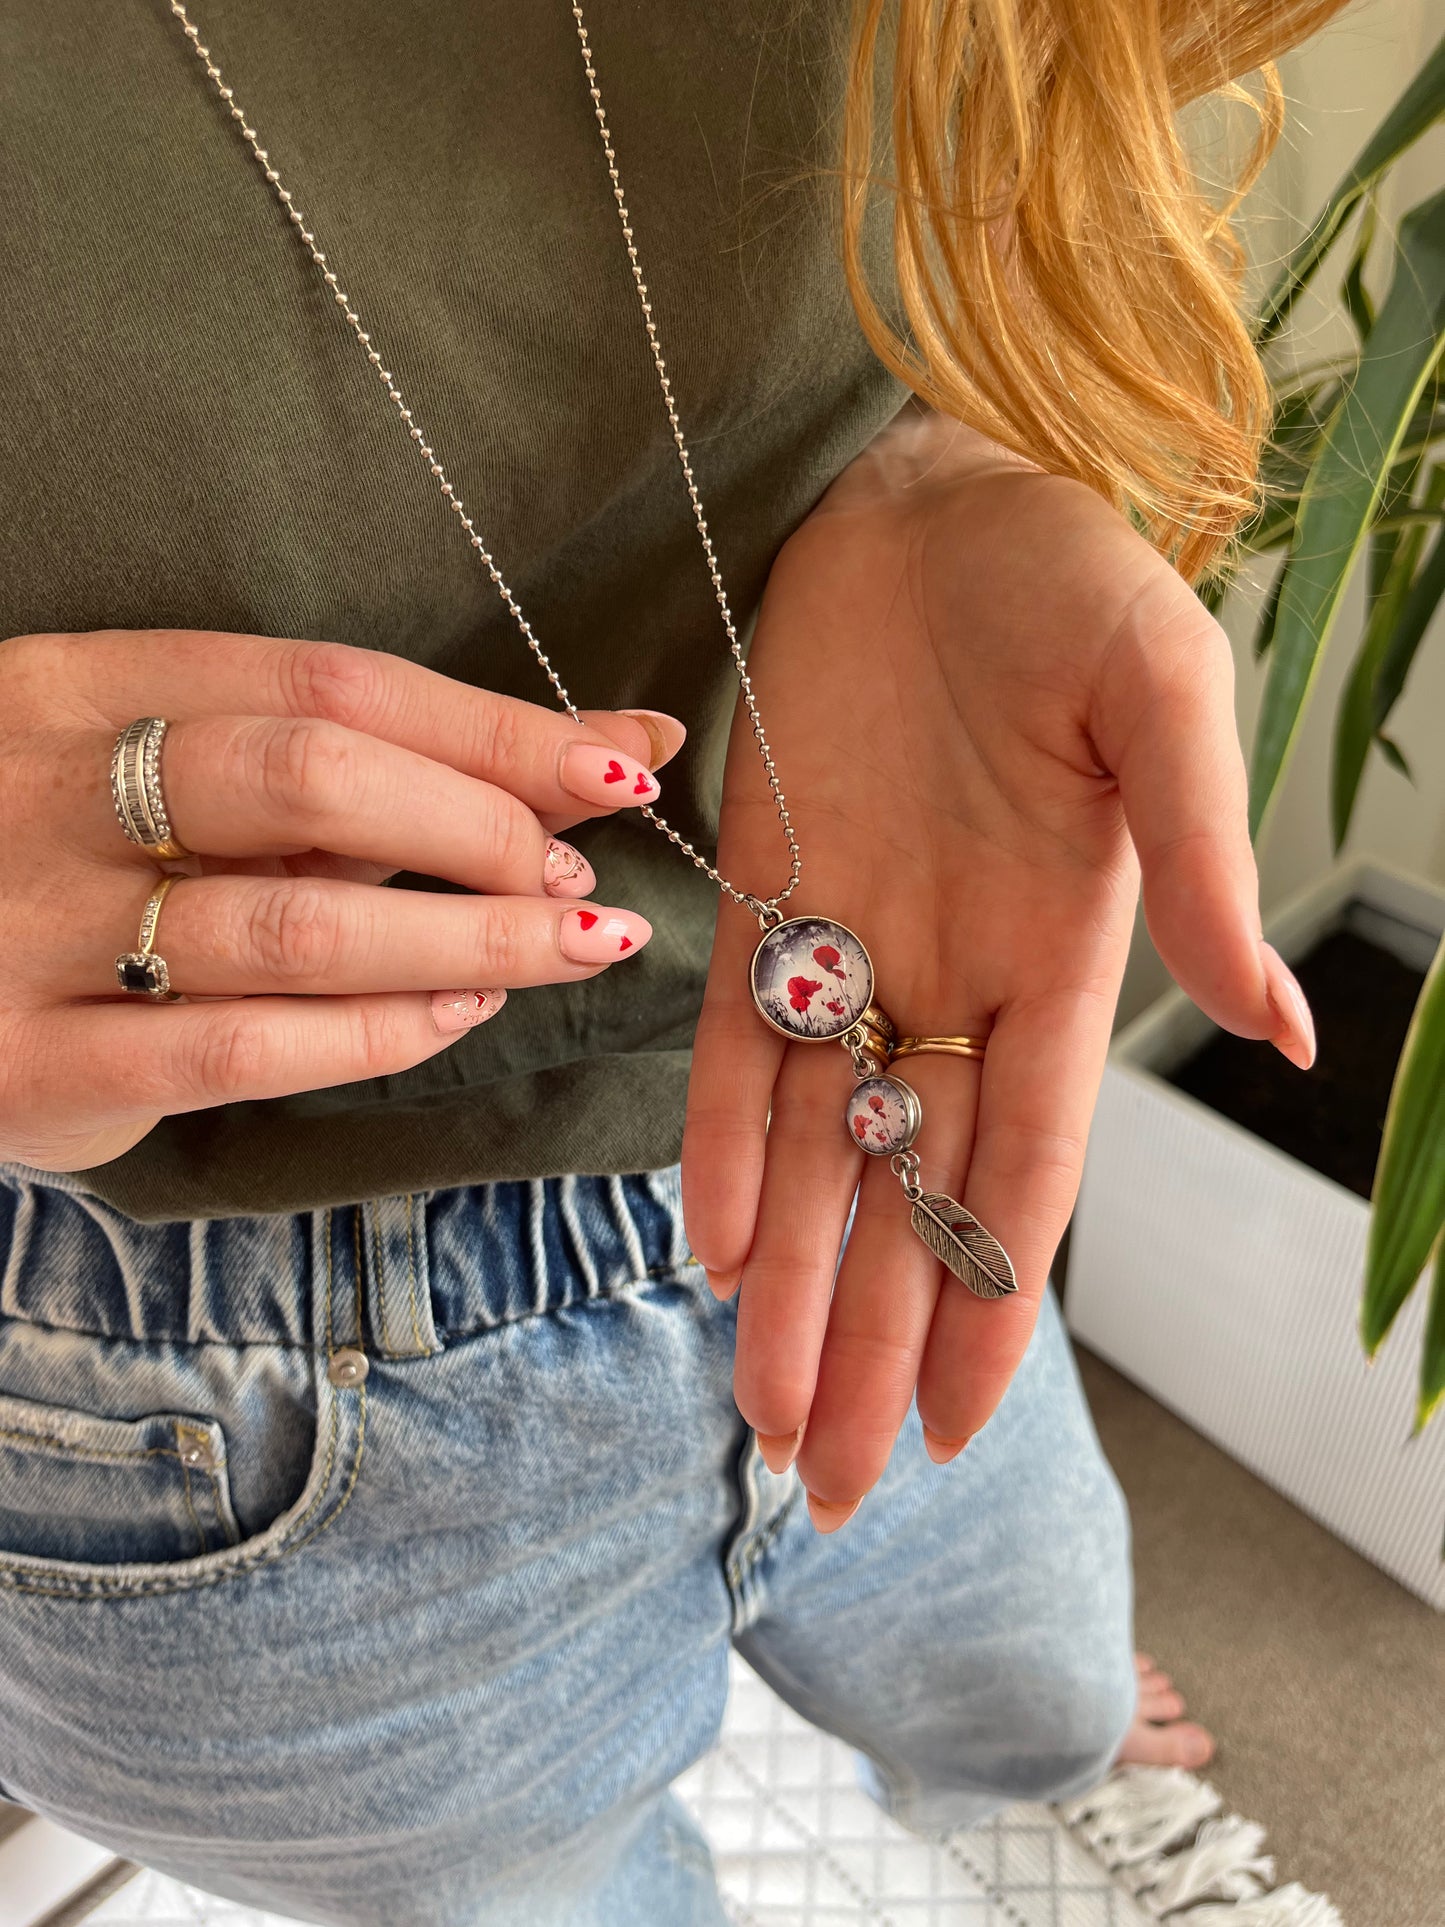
[1093,594,1317,1072]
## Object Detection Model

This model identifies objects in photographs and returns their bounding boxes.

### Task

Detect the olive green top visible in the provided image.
[2,2,908,1223]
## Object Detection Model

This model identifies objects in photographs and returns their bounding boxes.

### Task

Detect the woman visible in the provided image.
[0,2,1331,1922]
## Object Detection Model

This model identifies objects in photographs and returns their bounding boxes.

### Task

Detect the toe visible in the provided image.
[1116,1715,1215,1770]
[1137,1684,1187,1721]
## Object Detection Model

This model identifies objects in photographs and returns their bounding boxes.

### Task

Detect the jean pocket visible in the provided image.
[0,1341,363,1603]
[0,1392,242,1565]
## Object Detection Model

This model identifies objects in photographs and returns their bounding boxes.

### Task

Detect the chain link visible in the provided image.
[890,1150,924,1201]
[166,0,802,924]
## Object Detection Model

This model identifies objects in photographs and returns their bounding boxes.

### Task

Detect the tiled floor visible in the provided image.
[85,1651,1139,1927]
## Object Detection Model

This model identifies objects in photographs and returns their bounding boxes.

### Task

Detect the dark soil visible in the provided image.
[1165,929,1426,1200]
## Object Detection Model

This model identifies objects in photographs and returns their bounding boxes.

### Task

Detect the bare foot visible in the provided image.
[1115,1653,1216,1770]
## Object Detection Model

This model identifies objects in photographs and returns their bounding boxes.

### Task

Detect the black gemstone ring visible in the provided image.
[115,872,184,1000]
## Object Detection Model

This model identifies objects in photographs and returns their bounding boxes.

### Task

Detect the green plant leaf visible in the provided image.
[1418,1242,1445,1436]
[1373,509,1445,730]
[1341,193,1379,339]
[1252,550,1288,661]
[1256,33,1445,343]
[1363,932,1445,1359]
[1249,188,1445,840]
[1376,734,1414,781]
[1331,464,1445,845]
[1369,373,1443,604]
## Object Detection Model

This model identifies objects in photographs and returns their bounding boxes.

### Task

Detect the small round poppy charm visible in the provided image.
[844,1074,922,1156]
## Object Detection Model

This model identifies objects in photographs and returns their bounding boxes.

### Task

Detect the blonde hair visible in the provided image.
[837,0,1351,582]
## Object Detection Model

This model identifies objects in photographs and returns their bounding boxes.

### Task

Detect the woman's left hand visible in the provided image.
[681,401,1315,1526]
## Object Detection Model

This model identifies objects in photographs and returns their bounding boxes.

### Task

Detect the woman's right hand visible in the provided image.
[0,629,680,1173]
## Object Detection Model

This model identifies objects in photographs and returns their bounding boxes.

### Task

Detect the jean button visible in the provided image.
[327,1347,370,1388]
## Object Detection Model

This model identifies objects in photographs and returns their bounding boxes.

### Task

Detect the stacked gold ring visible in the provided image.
[889,1034,989,1063]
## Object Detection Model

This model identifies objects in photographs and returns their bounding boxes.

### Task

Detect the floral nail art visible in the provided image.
[430,988,508,1036]
[542,838,596,898]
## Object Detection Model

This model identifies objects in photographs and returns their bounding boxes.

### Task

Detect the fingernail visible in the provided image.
[757,1424,804,1473]
[706,1268,741,1300]
[542,837,596,898]
[922,1426,969,1465]
[806,1492,861,1534]
[560,742,660,807]
[616,709,687,768]
[559,906,653,963]
[430,988,507,1036]
[1260,942,1316,1070]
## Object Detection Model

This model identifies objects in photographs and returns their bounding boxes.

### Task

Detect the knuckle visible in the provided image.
[477,899,528,981]
[250,879,345,985]
[351,999,411,1077]
[469,695,528,776]
[281,639,388,731]
[186,1011,274,1106]
[256,717,356,825]
[481,789,541,881]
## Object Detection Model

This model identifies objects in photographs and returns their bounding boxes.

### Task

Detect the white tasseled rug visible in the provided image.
[81,1650,1338,1927]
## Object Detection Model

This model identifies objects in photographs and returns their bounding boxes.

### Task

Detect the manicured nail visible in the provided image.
[1260,942,1316,1070]
[757,1424,804,1473]
[922,1426,969,1465]
[542,837,596,898]
[430,988,507,1035]
[560,742,660,807]
[617,709,687,768]
[706,1268,741,1300]
[806,1492,861,1534]
[559,905,652,963]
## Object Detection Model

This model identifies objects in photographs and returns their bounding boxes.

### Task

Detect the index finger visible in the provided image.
[913,978,1118,1450]
[51,629,679,816]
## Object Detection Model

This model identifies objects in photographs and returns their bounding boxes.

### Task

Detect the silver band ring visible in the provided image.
[115,872,185,1000]
[110,717,193,860]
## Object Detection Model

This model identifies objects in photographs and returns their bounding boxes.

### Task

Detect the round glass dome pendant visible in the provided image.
[749,915,874,1042]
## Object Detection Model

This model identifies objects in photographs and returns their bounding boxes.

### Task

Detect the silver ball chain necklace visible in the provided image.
[165,0,1016,1299]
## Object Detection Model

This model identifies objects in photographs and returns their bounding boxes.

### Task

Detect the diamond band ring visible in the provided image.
[110,716,193,860]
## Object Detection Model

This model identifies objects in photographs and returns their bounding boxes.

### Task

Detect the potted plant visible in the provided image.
[1065,37,1445,1607]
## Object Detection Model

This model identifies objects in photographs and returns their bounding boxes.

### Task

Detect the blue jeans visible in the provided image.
[0,1158,1134,1926]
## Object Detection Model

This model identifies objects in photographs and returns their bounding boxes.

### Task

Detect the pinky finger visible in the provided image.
[29,986,508,1138]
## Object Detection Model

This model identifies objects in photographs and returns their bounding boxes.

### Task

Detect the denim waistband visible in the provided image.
[0,1161,695,1354]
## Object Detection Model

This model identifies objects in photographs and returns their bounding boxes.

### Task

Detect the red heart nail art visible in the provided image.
[578,910,598,930]
[633,772,653,795]
[603,760,625,784]
[618,936,633,951]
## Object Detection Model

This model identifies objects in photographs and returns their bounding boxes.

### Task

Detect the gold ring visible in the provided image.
[889,1034,989,1062]
[115,872,184,1000]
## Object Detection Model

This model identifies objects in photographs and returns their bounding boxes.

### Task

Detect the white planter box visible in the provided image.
[1067,857,1445,1609]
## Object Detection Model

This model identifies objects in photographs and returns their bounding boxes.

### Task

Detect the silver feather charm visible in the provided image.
[909,1192,1017,1298]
